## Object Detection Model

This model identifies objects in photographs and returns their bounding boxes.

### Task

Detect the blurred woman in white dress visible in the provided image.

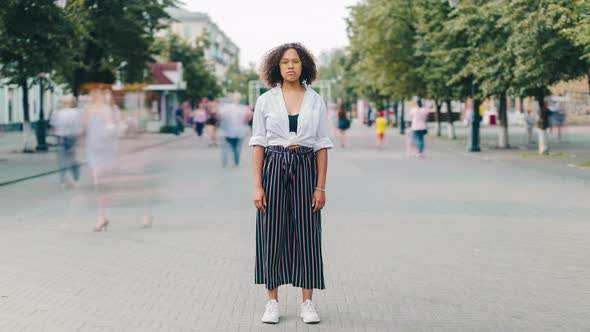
[83,86,119,231]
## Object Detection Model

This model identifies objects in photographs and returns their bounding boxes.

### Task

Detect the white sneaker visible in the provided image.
[300,300,320,324]
[261,300,280,324]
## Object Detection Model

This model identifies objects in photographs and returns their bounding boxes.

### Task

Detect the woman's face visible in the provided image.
[279,48,302,84]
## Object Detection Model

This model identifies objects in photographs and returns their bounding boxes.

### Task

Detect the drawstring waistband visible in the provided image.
[266,145,314,155]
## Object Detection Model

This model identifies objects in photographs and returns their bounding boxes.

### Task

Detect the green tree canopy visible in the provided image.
[222,61,259,103]
[347,0,425,99]
[0,0,83,151]
[0,0,81,87]
[68,0,176,94]
[318,48,358,105]
[154,34,221,104]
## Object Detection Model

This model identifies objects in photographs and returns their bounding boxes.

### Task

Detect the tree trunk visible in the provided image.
[498,93,509,148]
[537,90,549,155]
[445,99,456,139]
[435,100,442,137]
[21,80,35,153]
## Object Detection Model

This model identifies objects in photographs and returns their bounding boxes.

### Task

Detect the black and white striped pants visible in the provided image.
[255,145,325,290]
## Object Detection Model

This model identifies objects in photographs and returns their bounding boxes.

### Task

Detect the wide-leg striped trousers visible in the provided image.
[255,145,325,290]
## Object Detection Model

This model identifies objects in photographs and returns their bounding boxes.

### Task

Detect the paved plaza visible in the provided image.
[1,125,589,331]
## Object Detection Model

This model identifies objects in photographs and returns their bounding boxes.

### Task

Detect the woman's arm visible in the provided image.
[250,98,267,212]
[315,148,327,189]
[312,99,333,213]
[252,145,267,212]
[313,148,327,212]
[253,145,265,189]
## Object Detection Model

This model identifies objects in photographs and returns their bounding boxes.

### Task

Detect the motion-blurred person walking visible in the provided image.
[206,101,219,147]
[193,101,207,139]
[375,110,387,147]
[175,103,184,135]
[410,99,429,158]
[50,95,82,187]
[337,103,350,147]
[83,86,119,232]
[526,109,536,144]
[219,94,249,167]
[250,43,333,325]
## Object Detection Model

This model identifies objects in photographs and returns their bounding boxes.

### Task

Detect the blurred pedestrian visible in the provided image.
[206,102,219,147]
[375,110,387,147]
[368,106,377,127]
[50,95,82,187]
[526,109,536,144]
[193,101,207,139]
[247,106,255,131]
[250,43,333,324]
[175,104,184,135]
[555,106,567,142]
[330,100,341,138]
[410,99,429,158]
[367,105,374,127]
[83,86,119,232]
[219,94,249,167]
[337,103,350,148]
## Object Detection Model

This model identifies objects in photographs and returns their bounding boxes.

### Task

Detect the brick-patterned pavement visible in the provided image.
[1,125,589,332]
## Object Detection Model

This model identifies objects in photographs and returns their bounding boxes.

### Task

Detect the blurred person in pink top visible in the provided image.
[192,101,208,139]
[409,99,429,158]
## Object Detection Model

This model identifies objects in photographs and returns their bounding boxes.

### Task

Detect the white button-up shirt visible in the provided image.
[248,85,333,152]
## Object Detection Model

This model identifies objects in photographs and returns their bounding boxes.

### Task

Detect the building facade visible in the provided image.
[0,79,63,130]
[164,7,240,80]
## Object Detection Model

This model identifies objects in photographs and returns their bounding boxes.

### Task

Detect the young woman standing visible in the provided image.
[249,43,333,324]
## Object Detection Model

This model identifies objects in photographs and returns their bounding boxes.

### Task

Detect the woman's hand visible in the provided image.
[254,186,267,213]
[312,189,326,213]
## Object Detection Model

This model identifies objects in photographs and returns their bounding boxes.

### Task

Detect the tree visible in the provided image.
[0,0,81,152]
[318,48,358,106]
[154,34,221,104]
[347,0,426,99]
[347,0,426,134]
[222,61,259,104]
[553,0,590,90]
[500,0,587,154]
[415,0,465,139]
[444,0,517,148]
[67,0,176,95]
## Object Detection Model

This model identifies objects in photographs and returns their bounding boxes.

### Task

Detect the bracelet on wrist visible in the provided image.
[315,187,326,192]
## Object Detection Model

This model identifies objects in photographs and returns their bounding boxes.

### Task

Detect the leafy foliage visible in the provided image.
[318,48,358,105]
[222,61,259,103]
[347,0,425,99]
[0,0,81,86]
[154,34,221,104]
[68,0,177,93]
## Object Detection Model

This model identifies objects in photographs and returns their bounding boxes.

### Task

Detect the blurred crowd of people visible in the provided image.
[173,94,253,167]
[45,86,575,233]
[49,86,155,232]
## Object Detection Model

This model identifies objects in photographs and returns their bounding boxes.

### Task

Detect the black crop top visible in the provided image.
[288,114,299,133]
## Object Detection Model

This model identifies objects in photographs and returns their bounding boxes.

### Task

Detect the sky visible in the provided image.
[182,0,360,68]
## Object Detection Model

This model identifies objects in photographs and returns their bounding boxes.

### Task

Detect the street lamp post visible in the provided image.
[447,0,481,152]
[469,81,481,152]
[35,72,48,151]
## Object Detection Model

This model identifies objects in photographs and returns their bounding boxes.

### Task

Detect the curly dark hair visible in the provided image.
[260,42,318,87]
